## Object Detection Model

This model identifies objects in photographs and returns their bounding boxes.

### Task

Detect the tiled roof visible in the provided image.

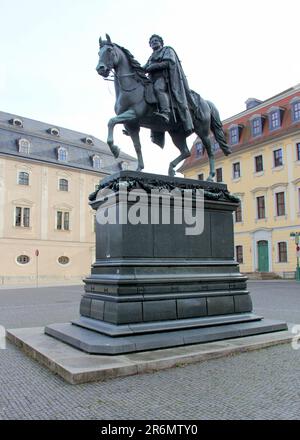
[0,111,136,173]
[180,85,300,172]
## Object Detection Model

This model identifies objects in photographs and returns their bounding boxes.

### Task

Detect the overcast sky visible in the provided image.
[1,0,299,175]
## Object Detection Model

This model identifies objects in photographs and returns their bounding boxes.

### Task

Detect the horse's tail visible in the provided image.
[207,101,232,156]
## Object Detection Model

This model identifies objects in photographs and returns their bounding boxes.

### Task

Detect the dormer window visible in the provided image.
[10,118,23,127]
[213,141,220,152]
[121,161,129,170]
[92,155,101,169]
[250,115,264,137]
[48,127,60,136]
[83,137,94,146]
[229,124,242,145]
[291,99,300,122]
[268,107,283,131]
[57,147,68,162]
[195,142,203,158]
[18,138,30,154]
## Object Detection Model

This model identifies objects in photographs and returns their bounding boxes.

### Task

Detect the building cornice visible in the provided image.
[181,122,300,172]
[0,152,111,177]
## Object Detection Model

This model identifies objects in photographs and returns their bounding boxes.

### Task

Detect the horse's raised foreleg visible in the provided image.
[107,109,137,158]
[168,131,191,177]
[125,124,144,172]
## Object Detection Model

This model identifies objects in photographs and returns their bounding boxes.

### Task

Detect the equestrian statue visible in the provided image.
[96,34,231,180]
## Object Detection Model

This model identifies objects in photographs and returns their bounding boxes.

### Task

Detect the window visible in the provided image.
[251,117,262,137]
[57,147,68,162]
[236,245,243,264]
[292,101,300,122]
[56,211,70,230]
[213,142,220,152]
[269,110,281,130]
[59,178,68,191]
[278,242,287,263]
[58,256,70,265]
[92,155,101,169]
[48,127,60,136]
[256,196,265,219]
[296,143,300,161]
[15,207,30,227]
[84,137,94,145]
[16,255,30,264]
[195,142,203,158]
[232,162,241,179]
[198,173,204,181]
[229,126,239,145]
[273,149,283,167]
[276,192,285,216]
[10,118,23,127]
[18,138,30,154]
[18,171,29,185]
[216,168,223,182]
[255,155,263,173]
[235,203,242,223]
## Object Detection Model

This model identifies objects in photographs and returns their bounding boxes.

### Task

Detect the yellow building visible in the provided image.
[0,111,135,286]
[180,85,300,278]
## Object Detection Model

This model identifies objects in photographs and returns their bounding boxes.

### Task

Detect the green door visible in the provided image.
[258,240,269,272]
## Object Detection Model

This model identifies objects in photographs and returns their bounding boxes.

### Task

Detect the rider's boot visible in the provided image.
[154,92,170,123]
[154,110,170,123]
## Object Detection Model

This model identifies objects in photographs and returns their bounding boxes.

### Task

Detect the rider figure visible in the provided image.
[144,34,194,134]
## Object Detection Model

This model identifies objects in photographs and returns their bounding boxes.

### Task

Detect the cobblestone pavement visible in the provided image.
[0,281,300,420]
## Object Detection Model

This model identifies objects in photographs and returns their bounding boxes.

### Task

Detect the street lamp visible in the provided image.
[290,232,300,281]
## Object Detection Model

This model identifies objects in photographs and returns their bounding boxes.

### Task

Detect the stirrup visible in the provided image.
[154,111,170,123]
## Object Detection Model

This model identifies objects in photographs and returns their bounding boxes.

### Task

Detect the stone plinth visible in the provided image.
[45,171,287,353]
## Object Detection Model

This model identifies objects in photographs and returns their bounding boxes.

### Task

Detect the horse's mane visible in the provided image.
[114,44,150,83]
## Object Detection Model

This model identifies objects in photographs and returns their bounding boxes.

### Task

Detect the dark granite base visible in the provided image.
[44,172,288,356]
[71,313,262,337]
[45,319,288,355]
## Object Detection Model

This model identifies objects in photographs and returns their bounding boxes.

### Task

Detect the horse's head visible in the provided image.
[96,34,118,78]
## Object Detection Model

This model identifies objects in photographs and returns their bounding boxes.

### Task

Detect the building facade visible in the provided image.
[0,111,136,285]
[180,84,300,278]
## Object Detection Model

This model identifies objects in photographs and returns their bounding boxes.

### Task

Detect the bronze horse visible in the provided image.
[96,34,231,180]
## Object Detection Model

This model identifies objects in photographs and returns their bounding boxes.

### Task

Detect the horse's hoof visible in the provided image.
[168,167,175,177]
[206,176,214,182]
[136,166,144,172]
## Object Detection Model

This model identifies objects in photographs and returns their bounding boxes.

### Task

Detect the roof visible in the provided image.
[180,84,300,172]
[0,110,136,174]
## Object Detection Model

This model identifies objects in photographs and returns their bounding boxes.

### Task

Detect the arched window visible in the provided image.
[59,178,68,191]
[57,147,68,162]
[18,138,31,154]
[18,171,29,185]
[93,155,101,169]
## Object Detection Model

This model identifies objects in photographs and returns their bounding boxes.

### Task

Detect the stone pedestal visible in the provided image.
[45,171,287,353]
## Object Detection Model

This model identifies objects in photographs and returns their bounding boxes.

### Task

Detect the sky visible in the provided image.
[1,0,299,175]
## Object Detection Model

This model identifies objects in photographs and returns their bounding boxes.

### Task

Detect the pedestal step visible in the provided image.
[45,318,288,355]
